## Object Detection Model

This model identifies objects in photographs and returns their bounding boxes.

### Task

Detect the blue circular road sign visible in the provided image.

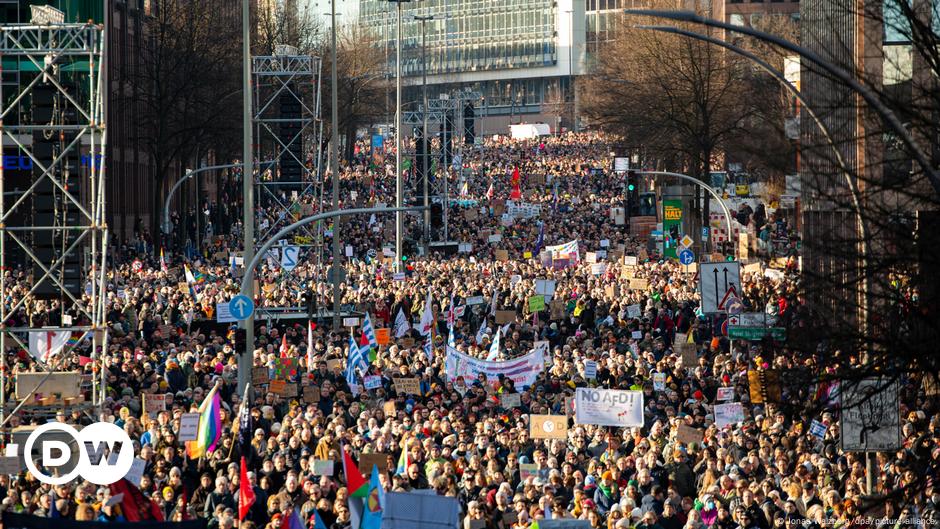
[229,294,255,321]
[679,249,695,265]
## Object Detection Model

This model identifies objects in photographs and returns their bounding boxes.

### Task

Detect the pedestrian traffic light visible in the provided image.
[430,202,443,231]
[302,290,317,319]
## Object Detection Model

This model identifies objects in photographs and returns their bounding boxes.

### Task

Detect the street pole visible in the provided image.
[330,0,342,330]
[239,0,254,397]
[395,0,404,272]
[414,14,433,245]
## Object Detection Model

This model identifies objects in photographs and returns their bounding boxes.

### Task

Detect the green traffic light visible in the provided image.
[628,184,636,191]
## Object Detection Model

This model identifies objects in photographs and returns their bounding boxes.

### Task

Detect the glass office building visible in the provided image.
[358,0,585,131]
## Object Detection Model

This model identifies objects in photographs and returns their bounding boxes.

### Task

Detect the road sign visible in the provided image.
[280,246,299,271]
[679,235,694,249]
[678,249,695,265]
[727,326,786,341]
[725,295,744,314]
[841,378,900,451]
[699,261,741,313]
[229,295,255,321]
[701,227,709,241]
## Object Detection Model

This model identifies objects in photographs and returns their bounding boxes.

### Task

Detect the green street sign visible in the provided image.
[728,326,786,341]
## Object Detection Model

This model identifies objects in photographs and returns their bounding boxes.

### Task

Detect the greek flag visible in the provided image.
[423,339,433,363]
[346,335,367,395]
[362,313,378,353]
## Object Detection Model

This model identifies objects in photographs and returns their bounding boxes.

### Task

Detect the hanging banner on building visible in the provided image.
[444,346,544,389]
[574,388,644,427]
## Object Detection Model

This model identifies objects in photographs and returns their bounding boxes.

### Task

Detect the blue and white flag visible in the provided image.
[486,327,501,361]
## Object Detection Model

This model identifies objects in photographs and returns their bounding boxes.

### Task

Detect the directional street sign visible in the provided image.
[280,245,300,272]
[727,326,786,341]
[678,249,695,265]
[229,294,255,321]
[699,261,741,314]
[679,235,694,249]
[725,295,745,315]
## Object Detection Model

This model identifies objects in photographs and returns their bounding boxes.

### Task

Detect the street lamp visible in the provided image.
[330,0,342,329]
[413,13,434,244]
[386,0,414,273]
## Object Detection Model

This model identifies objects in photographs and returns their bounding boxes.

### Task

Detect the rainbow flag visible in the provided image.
[186,384,222,458]
[395,439,410,476]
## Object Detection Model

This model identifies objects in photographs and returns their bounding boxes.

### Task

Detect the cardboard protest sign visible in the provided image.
[303,386,321,403]
[495,249,509,262]
[677,424,704,444]
[530,415,568,439]
[252,367,270,385]
[358,453,388,475]
[393,377,421,395]
[269,379,288,396]
[495,310,516,324]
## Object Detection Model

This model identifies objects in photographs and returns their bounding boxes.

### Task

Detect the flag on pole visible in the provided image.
[307,320,316,372]
[394,307,411,338]
[279,508,304,529]
[361,313,378,362]
[423,339,433,363]
[489,289,499,316]
[342,444,369,498]
[459,180,469,197]
[534,221,545,255]
[279,333,289,358]
[446,295,456,330]
[418,291,434,337]
[396,439,411,476]
[486,327,501,361]
[160,248,168,274]
[238,456,255,521]
[475,321,488,345]
[312,511,329,529]
[486,182,494,200]
[28,330,70,363]
[360,466,385,529]
[230,255,237,278]
[186,383,222,459]
[447,327,456,348]
[346,335,366,396]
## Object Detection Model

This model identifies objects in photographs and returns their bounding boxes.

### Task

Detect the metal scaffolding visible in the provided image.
[403,89,481,241]
[252,49,323,249]
[0,22,107,422]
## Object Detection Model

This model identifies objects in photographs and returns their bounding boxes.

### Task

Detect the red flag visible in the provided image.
[239,456,256,521]
[279,333,289,357]
[511,167,520,185]
[108,478,164,522]
[510,183,522,200]
[342,444,369,497]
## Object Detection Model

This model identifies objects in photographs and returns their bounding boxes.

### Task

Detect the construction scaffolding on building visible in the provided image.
[0,19,108,423]
[252,47,323,253]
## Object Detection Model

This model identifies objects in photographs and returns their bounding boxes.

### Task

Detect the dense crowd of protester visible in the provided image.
[1,133,938,529]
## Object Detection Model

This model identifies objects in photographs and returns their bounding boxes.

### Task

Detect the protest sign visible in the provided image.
[445,346,544,389]
[358,453,388,475]
[178,413,200,442]
[583,360,597,379]
[575,388,644,427]
[500,393,522,408]
[495,310,516,324]
[303,386,321,403]
[530,415,568,440]
[715,402,745,428]
[375,328,390,345]
[653,373,665,391]
[393,377,421,395]
[313,460,334,476]
[528,295,545,312]
[252,367,269,385]
[677,424,704,445]
[716,387,734,402]
[364,375,383,390]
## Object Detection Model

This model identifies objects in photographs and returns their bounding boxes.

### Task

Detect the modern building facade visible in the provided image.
[358,0,587,134]
[726,0,800,27]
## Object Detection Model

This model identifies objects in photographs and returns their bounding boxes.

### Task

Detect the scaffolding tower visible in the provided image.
[252,47,323,250]
[404,89,482,241]
[0,21,108,422]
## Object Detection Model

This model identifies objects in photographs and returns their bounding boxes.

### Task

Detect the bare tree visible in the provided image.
[128,0,240,240]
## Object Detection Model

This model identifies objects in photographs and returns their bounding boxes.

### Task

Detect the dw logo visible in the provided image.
[11,422,134,485]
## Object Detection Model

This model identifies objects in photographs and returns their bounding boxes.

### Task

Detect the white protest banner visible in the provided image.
[313,459,334,476]
[653,373,665,391]
[716,387,734,402]
[363,375,383,390]
[575,388,644,427]
[126,458,147,487]
[535,279,557,298]
[178,413,200,441]
[591,263,607,276]
[583,360,597,380]
[714,402,745,428]
[627,304,642,319]
[445,345,544,389]
[632,331,643,340]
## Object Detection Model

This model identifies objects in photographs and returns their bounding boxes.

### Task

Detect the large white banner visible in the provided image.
[575,388,644,427]
[445,346,544,389]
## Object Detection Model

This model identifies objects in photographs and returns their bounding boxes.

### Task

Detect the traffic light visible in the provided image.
[430,202,443,231]
[234,329,247,352]
[626,170,640,217]
[302,290,317,319]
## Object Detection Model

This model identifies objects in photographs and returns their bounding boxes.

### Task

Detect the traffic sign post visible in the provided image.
[678,249,695,266]
[699,261,741,314]
[229,294,255,321]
